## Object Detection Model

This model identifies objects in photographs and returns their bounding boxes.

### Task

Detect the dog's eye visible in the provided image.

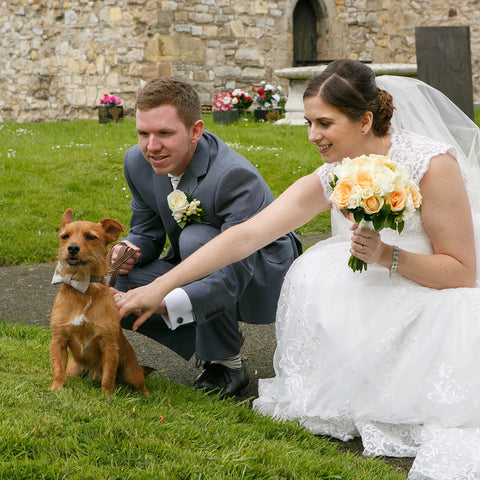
[61,234,69,240]
[85,234,97,241]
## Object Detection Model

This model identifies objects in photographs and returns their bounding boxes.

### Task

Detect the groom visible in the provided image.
[111,77,301,397]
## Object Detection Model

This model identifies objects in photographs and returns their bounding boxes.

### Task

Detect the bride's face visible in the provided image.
[304,95,363,164]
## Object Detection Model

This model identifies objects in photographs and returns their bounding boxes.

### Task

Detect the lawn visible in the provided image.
[0,116,329,266]
[0,320,407,480]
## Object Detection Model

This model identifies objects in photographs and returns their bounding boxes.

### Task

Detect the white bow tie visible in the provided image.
[51,262,103,293]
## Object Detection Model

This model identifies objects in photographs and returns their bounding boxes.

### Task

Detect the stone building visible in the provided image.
[1,0,478,122]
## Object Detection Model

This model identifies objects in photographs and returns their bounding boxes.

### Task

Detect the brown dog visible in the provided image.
[49,208,148,396]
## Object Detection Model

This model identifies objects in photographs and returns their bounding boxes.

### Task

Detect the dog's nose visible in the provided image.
[68,244,80,256]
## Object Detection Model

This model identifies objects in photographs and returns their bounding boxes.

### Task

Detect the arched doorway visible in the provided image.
[293,0,319,66]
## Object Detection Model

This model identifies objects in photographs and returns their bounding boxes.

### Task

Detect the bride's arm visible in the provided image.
[117,172,331,328]
[355,153,476,288]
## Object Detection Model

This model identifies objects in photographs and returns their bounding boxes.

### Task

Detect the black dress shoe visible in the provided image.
[194,361,249,398]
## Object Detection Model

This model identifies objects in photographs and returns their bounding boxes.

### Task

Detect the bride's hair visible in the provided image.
[303,59,394,136]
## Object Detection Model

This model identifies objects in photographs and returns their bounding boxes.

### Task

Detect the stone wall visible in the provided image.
[0,0,478,122]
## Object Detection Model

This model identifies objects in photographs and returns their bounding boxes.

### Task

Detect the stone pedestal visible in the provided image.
[274,64,418,125]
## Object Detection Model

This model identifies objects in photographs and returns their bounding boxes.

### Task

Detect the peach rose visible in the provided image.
[355,169,374,190]
[407,184,422,208]
[330,178,355,209]
[369,154,391,167]
[386,186,408,212]
[363,195,384,214]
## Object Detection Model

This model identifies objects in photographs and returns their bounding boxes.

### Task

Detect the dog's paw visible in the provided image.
[50,381,65,391]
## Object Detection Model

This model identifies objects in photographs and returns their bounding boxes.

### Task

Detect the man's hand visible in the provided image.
[110,240,141,275]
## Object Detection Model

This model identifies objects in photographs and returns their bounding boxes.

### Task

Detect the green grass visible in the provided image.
[0,320,407,479]
[0,117,329,266]
[0,116,408,478]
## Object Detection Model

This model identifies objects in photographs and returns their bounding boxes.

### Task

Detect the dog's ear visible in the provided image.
[61,208,74,226]
[99,218,125,245]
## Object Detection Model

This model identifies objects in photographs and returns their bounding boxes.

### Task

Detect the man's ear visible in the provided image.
[190,120,205,144]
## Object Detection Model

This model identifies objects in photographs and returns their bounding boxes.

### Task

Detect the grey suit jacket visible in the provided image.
[122,131,301,325]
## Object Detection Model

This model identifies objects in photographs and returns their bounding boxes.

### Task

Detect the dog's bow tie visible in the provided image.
[51,262,103,293]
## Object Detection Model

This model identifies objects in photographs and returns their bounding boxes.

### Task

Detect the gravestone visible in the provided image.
[415,26,474,119]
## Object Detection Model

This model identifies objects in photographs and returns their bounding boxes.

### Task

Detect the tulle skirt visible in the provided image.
[253,226,480,479]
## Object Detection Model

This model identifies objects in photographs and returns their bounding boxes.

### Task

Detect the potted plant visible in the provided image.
[212,92,239,124]
[229,89,254,117]
[253,83,287,122]
[98,94,123,124]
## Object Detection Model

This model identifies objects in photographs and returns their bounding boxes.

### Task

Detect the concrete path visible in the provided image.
[0,234,326,400]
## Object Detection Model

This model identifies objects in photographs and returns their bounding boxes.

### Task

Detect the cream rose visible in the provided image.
[167,190,189,211]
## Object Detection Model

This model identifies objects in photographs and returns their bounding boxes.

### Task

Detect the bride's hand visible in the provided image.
[113,283,167,331]
[350,223,384,265]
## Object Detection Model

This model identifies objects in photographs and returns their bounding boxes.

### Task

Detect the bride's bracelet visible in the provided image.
[390,245,399,276]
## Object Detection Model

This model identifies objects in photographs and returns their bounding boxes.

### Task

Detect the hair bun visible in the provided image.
[373,88,395,136]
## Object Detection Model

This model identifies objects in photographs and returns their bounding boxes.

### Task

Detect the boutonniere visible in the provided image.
[167,190,207,228]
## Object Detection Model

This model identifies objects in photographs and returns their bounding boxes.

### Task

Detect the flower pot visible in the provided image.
[213,109,239,124]
[236,109,252,118]
[254,108,283,122]
[98,105,124,124]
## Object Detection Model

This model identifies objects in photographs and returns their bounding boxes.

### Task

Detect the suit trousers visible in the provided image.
[117,223,245,361]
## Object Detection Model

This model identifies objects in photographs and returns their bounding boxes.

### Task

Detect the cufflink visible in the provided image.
[177,316,184,324]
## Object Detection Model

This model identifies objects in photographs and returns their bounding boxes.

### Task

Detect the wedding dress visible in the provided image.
[253,77,480,480]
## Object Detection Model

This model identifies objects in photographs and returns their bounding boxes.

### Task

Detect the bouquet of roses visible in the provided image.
[212,92,234,112]
[329,154,422,272]
[253,82,287,109]
[167,189,207,229]
[230,89,253,110]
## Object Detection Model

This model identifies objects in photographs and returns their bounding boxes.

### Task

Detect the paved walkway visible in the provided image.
[0,234,326,400]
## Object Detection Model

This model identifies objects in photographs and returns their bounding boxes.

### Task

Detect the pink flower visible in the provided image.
[100,94,122,106]
[212,92,234,112]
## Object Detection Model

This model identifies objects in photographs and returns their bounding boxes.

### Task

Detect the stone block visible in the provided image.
[141,63,172,78]
[145,35,205,63]
[253,0,269,14]
[416,26,474,119]
[230,19,245,37]
[110,7,122,21]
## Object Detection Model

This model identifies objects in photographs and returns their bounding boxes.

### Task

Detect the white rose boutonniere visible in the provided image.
[167,190,207,229]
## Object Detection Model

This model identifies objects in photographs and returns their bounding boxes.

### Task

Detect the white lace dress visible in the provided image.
[253,129,480,480]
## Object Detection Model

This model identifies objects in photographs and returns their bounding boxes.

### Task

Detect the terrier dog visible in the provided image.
[49,208,148,396]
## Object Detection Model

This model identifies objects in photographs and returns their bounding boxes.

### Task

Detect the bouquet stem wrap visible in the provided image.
[348,219,373,272]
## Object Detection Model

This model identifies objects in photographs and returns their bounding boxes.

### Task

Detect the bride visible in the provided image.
[115,60,480,479]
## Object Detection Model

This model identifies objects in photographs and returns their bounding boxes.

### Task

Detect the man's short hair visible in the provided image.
[135,77,201,128]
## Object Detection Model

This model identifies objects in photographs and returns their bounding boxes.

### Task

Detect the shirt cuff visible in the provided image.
[161,288,195,330]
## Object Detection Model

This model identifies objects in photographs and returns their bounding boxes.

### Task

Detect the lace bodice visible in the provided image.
[316,129,454,238]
